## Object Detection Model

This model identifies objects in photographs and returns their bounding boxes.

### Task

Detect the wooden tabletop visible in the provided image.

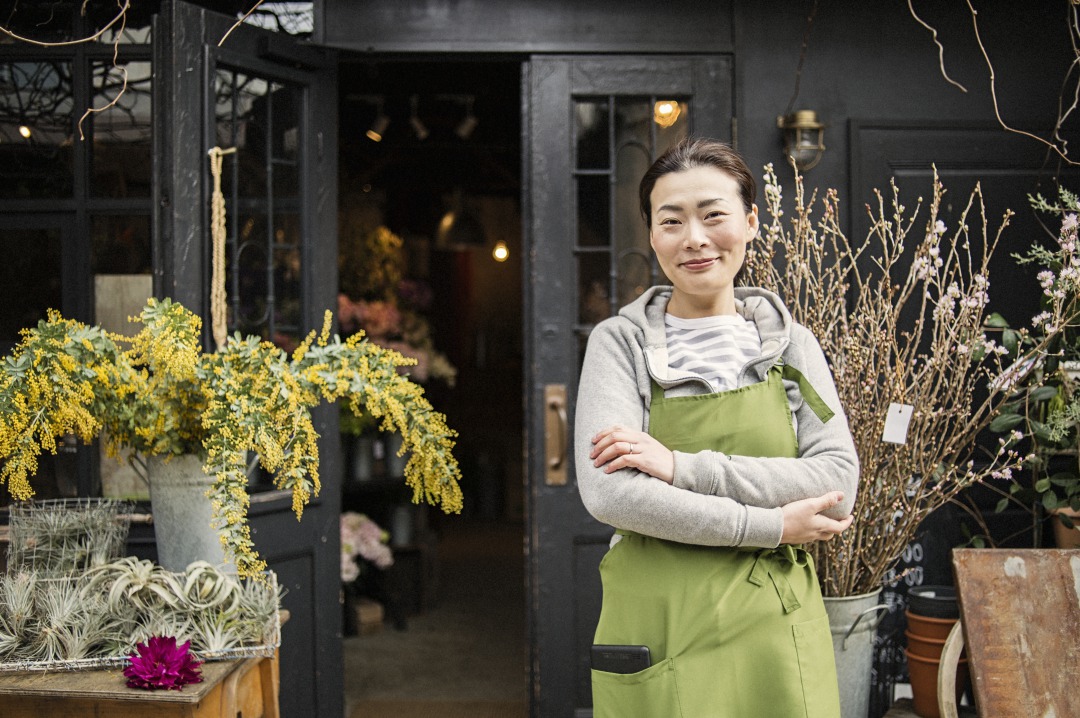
[0,656,251,704]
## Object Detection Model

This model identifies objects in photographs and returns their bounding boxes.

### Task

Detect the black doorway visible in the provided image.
[336,58,526,715]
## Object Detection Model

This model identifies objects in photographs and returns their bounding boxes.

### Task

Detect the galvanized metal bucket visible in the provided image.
[147,453,227,571]
[824,588,890,718]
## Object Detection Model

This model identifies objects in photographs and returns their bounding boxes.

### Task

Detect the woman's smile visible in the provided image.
[680,256,720,270]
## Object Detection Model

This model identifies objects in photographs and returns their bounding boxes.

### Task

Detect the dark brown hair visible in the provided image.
[638,137,757,225]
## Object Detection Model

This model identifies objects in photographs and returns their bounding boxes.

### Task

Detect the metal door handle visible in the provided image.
[544,384,568,486]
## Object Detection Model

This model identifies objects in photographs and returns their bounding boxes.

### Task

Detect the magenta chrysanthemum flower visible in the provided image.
[124,636,203,690]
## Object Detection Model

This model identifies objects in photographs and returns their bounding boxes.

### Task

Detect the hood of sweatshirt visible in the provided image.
[617,285,793,389]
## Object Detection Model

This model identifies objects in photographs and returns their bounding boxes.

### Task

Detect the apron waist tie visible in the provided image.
[746,545,809,614]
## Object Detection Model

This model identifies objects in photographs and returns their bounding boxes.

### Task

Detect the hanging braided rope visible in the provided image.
[207,147,236,351]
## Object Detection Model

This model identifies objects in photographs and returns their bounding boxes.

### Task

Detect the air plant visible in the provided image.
[0,559,280,669]
[7,498,132,576]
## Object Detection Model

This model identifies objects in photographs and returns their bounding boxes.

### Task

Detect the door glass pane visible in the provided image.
[577,175,609,248]
[91,214,152,274]
[0,227,62,350]
[90,60,152,197]
[614,140,652,291]
[0,225,70,506]
[232,212,271,333]
[90,8,153,45]
[574,95,690,326]
[273,214,302,351]
[0,8,74,40]
[216,69,306,352]
[578,253,610,326]
[575,101,609,171]
[0,62,75,199]
[216,69,270,197]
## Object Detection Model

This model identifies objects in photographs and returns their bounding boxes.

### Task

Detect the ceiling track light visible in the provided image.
[409,95,429,141]
[455,95,478,140]
[366,97,389,142]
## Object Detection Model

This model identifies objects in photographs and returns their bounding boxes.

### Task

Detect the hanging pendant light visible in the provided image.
[436,190,486,251]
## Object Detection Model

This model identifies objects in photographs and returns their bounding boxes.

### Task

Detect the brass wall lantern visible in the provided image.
[776,109,825,171]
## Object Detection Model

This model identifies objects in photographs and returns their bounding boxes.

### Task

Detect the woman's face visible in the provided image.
[648,165,758,316]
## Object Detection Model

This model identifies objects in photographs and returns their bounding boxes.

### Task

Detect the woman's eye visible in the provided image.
[659,218,680,226]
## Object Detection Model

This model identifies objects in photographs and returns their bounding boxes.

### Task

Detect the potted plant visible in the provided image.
[0,298,463,578]
[987,188,1080,548]
[745,166,1079,717]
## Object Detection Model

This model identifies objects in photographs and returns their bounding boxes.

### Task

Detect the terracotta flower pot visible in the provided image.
[905,610,958,641]
[904,629,946,660]
[906,649,969,718]
[1051,507,1080,549]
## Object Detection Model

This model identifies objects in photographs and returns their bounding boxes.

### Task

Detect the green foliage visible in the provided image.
[989,188,1080,523]
[0,300,463,578]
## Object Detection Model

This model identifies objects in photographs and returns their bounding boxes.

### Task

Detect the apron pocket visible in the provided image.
[591,657,683,718]
[792,615,842,718]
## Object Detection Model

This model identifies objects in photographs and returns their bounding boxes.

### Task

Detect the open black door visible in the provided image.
[525,55,731,717]
[153,3,340,715]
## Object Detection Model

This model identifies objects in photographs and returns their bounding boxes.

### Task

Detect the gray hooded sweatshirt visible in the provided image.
[574,285,859,549]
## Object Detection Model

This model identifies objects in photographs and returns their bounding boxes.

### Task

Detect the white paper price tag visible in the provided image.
[882,403,914,445]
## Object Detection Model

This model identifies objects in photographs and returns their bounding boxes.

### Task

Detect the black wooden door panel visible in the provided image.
[154,4,340,716]
[525,55,732,718]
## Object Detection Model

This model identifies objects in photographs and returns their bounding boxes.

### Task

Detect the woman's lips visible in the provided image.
[681,257,717,270]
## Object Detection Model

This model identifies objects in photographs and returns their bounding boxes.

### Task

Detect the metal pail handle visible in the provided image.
[842,604,890,650]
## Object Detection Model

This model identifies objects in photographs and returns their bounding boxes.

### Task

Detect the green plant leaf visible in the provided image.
[1035,478,1052,493]
[989,413,1025,432]
[995,498,1010,514]
[1049,472,1079,487]
[1029,385,1060,403]
[1003,329,1020,356]
[1043,491,1061,511]
[984,312,1009,329]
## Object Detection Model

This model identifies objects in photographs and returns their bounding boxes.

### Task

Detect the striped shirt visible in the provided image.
[664,313,762,391]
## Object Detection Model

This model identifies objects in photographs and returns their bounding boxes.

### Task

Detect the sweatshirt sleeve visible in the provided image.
[669,325,859,520]
[574,320,784,548]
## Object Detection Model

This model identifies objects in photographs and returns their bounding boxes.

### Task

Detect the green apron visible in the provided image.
[591,363,842,718]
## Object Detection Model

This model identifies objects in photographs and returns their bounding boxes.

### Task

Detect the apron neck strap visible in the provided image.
[780,364,835,424]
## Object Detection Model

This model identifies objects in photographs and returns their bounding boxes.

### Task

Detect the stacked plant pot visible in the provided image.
[905,585,970,718]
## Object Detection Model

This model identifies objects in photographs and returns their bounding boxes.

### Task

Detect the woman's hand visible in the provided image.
[780,492,853,544]
[591,425,675,484]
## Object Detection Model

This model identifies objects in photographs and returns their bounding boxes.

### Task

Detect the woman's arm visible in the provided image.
[575,320,785,548]
[669,325,859,519]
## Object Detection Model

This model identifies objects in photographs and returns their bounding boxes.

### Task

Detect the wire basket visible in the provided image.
[6,498,134,576]
[0,566,281,672]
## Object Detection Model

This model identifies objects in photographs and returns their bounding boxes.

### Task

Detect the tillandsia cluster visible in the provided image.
[0,559,280,669]
[0,298,464,578]
[7,498,132,576]
[745,165,1080,597]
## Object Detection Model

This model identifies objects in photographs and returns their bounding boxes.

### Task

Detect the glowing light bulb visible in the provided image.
[18,125,32,139]
[653,101,681,128]
[492,241,509,262]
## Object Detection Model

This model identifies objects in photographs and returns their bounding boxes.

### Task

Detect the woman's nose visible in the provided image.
[684,221,708,248]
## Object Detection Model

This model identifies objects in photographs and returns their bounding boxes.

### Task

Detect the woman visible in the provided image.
[575,137,858,717]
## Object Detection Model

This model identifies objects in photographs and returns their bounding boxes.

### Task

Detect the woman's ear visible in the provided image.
[746,204,760,238]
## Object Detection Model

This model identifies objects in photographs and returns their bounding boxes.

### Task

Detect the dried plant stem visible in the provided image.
[964,0,1079,166]
[907,0,968,93]
[746,165,1074,597]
